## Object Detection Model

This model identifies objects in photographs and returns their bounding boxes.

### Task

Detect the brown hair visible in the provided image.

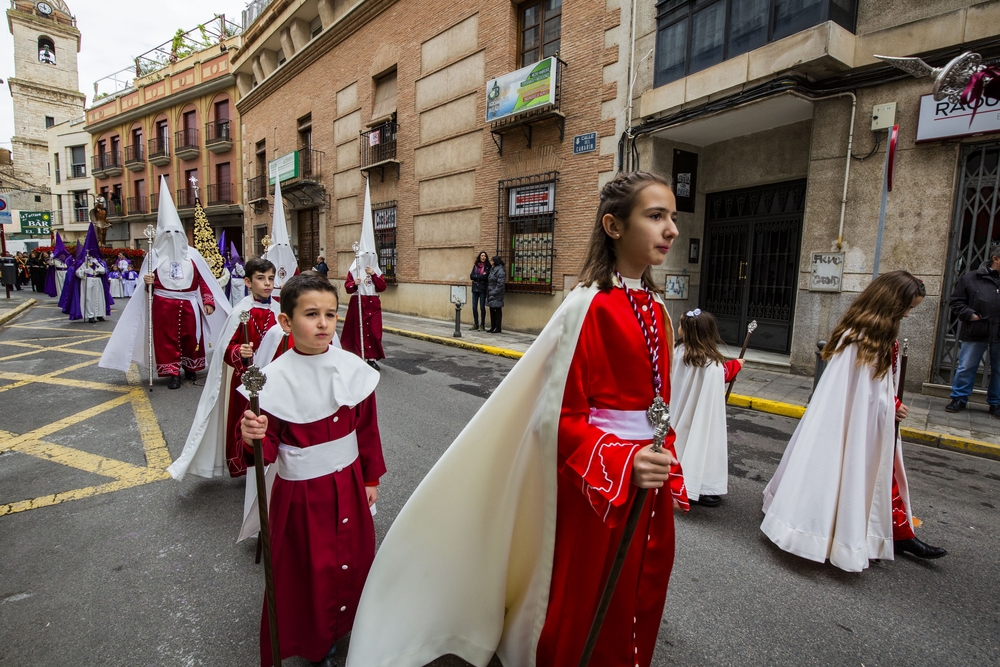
[822,270,926,378]
[244,257,275,278]
[279,273,339,317]
[678,309,727,367]
[579,171,673,293]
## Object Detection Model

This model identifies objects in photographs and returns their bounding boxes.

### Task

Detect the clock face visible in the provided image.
[37,2,52,15]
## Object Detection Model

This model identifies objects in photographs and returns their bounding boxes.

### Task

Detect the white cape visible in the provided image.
[166,296,281,480]
[671,345,729,501]
[346,286,598,667]
[760,342,911,573]
[98,248,232,373]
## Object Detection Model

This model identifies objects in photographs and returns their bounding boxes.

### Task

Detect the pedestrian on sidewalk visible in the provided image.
[346,171,687,667]
[469,250,490,331]
[946,243,1000,417]
[761,271,946,572]
[27,250,45,292]
[486,254,505,333]
[671,308,744,508]
[314,255,329,278]
[240,274,384,667]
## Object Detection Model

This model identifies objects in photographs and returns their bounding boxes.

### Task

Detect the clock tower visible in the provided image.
[6,0,86,189]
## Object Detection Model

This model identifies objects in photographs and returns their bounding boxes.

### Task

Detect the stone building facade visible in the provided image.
[83,35,244,250]
[624,0,1000,393]
[46,113,92,243]
[6,0,86,192]
[232,0,626,329]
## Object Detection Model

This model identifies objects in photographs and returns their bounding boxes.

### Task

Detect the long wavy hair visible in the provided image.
[678,309,727,367]
[578,171,673,294]
[822,270,926,378]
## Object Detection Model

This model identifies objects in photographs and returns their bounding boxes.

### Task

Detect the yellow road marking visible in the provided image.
[0,370,124,394]
[0,335,108,362]
[0,393,134,453]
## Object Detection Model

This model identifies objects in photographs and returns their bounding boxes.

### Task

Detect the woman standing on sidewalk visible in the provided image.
[761,270,946,572]
[469,251,491,331]
[486,255,505,333]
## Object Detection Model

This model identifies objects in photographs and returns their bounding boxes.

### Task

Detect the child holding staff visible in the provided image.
[761,270,947,572]
[241,273,384,667]
[671,308,743,507]
[347,172,687,667]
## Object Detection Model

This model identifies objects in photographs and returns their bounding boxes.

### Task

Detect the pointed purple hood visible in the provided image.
[53,232,70,262]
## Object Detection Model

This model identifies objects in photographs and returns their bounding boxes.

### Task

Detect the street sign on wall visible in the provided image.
[0,196,9,227]
[486,57,557,123]
[18,211,51,235]
[573,132,597,154]
[268,151,300,185]
[916,93,1000,143]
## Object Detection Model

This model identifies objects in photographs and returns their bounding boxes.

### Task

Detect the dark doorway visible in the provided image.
[700,180,806,353]
[297,208,319,273]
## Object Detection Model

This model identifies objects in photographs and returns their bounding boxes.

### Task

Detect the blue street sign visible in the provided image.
[573,132,597,155]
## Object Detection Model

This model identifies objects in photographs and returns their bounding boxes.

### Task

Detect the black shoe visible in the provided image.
[894,537,947,559]
[989,405,1000,418]
[945,399,967,413]
[691,495,722,507]
[167,375,182,390]
[491,329,501,334]
[87,317,96,323]
[184,369,197,382]
[367,360,380,371]
[96,316,105,322]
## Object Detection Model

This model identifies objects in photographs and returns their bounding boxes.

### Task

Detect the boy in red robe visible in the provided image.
[342,264,386,369]
[223,257,278,476]
[241,273,384,667]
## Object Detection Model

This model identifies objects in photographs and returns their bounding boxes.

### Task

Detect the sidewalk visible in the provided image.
[0,290,39,326]
[372,307,1000,457]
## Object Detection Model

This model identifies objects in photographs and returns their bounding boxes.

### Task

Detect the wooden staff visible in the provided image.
[725,320,758,403]
[579,401,671,667]
[896,339,908,437]
[241,364,280,666]
[143,225,156,391]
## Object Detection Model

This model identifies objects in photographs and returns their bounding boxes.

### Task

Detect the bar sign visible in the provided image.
[573,132,597,155]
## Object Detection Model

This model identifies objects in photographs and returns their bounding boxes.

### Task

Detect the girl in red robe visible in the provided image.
[242,274,384,667]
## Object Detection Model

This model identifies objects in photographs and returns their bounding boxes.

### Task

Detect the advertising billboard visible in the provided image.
[486,57,558,124]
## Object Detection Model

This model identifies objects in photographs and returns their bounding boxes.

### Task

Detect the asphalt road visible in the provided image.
[1,298,998,667]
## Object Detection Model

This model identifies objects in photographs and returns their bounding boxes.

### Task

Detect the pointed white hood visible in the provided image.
[152,176,194,290]
[350,178,381,280]
[264,179,298,290]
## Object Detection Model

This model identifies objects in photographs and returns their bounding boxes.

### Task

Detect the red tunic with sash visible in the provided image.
[537,283,688,667]
[151,266,215,377]
[222,303,278,477]
[342,270,386,361]
[891,341,915,541]
[251,366,385,667]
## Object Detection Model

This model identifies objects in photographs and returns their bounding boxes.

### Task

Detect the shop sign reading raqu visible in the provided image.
[486,57,558,123]
[916,93,1000,142]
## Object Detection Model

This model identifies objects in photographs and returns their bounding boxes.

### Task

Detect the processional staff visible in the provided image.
[241,364,281,666]
[351,241,365,361]
[725,319,758,403]
[143,224,156,391]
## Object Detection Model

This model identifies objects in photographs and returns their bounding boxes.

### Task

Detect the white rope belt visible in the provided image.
[588,408,654,441]
[153,288,203,342]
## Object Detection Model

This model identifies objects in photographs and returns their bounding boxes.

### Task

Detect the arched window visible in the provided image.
[38,36,56,65]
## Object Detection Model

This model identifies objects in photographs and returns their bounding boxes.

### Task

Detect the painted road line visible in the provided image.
[0,298,37,327]
[382,326,526,360]
[0,369,125,394]
[0,335,109,362]
[0,393,134,453]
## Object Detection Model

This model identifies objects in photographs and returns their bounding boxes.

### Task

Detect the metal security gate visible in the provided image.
[701,180,805,354]
[933,141,1000,386]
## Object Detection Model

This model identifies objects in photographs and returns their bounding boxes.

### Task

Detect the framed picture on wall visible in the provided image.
[663,274,688,300]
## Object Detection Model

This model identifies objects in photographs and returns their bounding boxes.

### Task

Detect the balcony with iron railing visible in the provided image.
[175,128,200,161]
[176,187,197,209]
[74,206,90,223]
[360,121,399,180]
[124,144,145,172]
[150,192,161,213]
[126,196,148,215]
[149,136,171,166]
[206,120,232,154]
[207,182,235,206]
[247,174,268,202]
[70,163,87,178]
[242,0,275,31]
[92,150,123,179]
[488,57,566,156]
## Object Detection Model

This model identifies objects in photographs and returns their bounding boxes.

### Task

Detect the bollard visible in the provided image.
[449,285,467,338]
[809,340,828,402]
[453,302,462,338]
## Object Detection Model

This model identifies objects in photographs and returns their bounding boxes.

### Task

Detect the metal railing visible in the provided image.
[207,182,234,205]
[299,148,321,180]
[242,0,275,31]
[496,171,558,295]
[175,128,199,152]
[150,192,160,213]
[360,121,398,168]
[70,163,86,178]
[124,144,144,164]
[176,187,197,209]
[74,206,89,223]
[205,120,231,145]
[92,150,121,171]
[373,201,397,284]
[149,136,170,160]
[247,174,267,201]
[126,196,148,215]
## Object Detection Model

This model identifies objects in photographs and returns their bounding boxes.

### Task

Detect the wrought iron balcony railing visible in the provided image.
[207,182,235,205]
[360,121,398,169]
[126,196,148,215]
[247,174,267,202]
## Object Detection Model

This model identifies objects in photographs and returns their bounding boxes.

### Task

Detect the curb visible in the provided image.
[382,325,1000,462]
[0,298,37,327]
[382,326,525,360]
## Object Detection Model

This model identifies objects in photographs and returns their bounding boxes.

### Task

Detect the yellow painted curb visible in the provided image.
[382,326,525,360]
[0,298,37,327]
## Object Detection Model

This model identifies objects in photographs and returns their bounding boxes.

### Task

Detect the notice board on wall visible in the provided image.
[672,149,698,213]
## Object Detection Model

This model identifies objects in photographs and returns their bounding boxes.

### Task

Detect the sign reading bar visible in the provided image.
[573,132,597,154]
[268,151,300,185]
[486,57,558,124]
[809,251,844,292]
[916,93,1000,143]
[18,211,51,235]
[509,182,555,217]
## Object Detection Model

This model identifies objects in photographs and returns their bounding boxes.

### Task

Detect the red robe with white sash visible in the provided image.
[342,270,386,360]
[538,282,688,667]
[151,267,215,376]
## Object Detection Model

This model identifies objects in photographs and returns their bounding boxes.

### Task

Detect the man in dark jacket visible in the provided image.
[947,243,1000,417]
